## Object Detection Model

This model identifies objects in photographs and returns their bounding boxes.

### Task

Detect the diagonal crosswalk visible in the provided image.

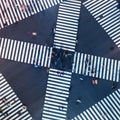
[0,73,32,120]
[42,68,72,120]
[54,0,81,52]
[83,0,120,48]
[73,52,120,82]
[0,37,52,67]
[72,89,120,120]
[0,0,64,29]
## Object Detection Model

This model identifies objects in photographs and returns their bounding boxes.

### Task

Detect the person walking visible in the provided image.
[0,107,3,113]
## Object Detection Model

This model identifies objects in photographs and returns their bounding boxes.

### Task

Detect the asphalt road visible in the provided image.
[0,2,119,120]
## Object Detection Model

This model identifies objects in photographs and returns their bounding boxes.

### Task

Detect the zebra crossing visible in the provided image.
[0,73,32,120]
[73,52,120,82]
[72,89,120,120]
[54,0,81,52]
[0,0,64,29]
[83,0,120,48]
[42,68,72,120]
[0,38,52,67]
[0,1,120,119]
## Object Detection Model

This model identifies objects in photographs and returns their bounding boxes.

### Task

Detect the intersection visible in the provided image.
[0,0,120,120]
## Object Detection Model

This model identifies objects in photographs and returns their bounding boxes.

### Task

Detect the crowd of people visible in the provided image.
[0,97,27,117]
[0,0,36,27]
[50,48,74,71]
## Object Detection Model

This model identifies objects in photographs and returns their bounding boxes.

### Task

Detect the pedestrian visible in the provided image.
[92,79,95,84]
[66,97,69,102]
[101,113,108,119]
[69,86,72,91]
[57,71,64,76]
[46,67,50,73]
[91,68,96,77]
[85,55,91,65]
[21,5,26,13]
[57,71,61,75]
[1,97,7,104]
[0,107,3,113]
[4,111,9,117]
[99,15,103,19]
[19,104,27,115]
[75,40,78,44]
[53,28,56,33]
[59,106,64,110]
[92,79,98,85]
[76,98,81,105]
[111,83,117,90]
[95,79,98,84]
[22,105,27,111]
[80,77,83,80]
[13,98,17,102]
[2,97,11,107]
[32,32,37,36]
[34,64,39,68]
[3,21,7,27]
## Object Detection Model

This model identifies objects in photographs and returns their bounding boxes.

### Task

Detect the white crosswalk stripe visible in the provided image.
[0,38,52,67]
[72,89,120,120]
[0,73,32,120]
[54,0,81,52]
[42,68,72,120]
[73,52,120,82]
[83,0,120,48]
[0,0,64,29]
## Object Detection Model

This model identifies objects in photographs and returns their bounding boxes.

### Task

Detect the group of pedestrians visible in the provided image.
[84,55,96,77]
[0,97,27,117]
[51,48,73,71]
[0,0,35,28]
[0,97,13,116]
